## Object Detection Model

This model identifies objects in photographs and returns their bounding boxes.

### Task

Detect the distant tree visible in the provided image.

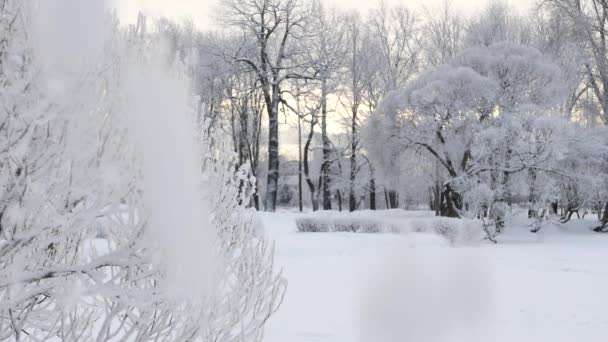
[543,0,608,121]
[365,2,422,208]
[306,2,346,210]
[422,0,464,67]
[339,11,369,212]
[218,0,315,212]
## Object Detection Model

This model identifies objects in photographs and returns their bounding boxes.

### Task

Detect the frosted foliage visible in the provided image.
[35,0,111,97]
[0,2,284,341]
[365,42,573,224]
[409,65,497,117]
[455,43,566,110]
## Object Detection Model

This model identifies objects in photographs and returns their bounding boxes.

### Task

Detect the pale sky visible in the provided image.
[114,0,534,29]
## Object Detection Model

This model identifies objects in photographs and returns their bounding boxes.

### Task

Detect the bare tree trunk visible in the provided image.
[594,202,608,232]
[251,95,263,211]
[434,160,441,216]
[349,111,357,212]
[503,144,513,206]
[297,114,303,212]
[265,86,280,212]
[383,189,389,209]
[320,76,332,210]
[441,184,461,218]
[551,201,558,215]
[369,176,377,210]
[387,190,399,209]
[238,100,250,206]
[304,115,319,211]
[345,12,361,213]
[252,178,260,210]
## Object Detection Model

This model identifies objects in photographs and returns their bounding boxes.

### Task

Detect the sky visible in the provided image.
[115,0,534,29]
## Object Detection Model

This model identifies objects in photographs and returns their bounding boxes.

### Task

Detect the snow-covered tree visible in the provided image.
[217,0,316,212]
[366,43,566,227]
[464,0,516,47]
[422,0,464,68]
[544,0,608,122]
[364,3,421,208]
[340,10,369,212]
[0,3,284,341]
[305,3,346,211]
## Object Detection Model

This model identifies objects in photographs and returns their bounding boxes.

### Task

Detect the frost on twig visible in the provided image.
[0,2,285,341]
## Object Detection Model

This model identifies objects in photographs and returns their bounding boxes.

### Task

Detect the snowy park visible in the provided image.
[262,210,608,342]
[4,0,608,341]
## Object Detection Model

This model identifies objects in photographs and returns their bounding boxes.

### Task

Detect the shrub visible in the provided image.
[296,217,395,233]
[295,213,483,245]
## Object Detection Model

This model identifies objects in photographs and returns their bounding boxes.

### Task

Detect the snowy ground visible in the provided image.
[260,210,608,342]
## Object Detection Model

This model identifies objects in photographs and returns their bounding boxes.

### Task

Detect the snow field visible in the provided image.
[261,210,608,342]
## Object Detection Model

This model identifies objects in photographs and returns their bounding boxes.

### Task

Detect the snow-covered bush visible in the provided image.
[296,212,483,245]
[0,3,284,341]
[296,217,333,232]
[296,217,394,233]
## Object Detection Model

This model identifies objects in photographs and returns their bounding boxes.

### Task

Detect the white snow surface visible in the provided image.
[261,209,608,342]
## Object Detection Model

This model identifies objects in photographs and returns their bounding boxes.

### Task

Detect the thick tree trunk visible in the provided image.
[550,201,558,215]
[593,202,608,232]
[387,190,399,209]
[265,85,280,212]
[384,189,389,209]
[441,184,461,218]
[369,178,377,210]
[434,183,442,216]
[265,103,279,211]
[348,179,356,212]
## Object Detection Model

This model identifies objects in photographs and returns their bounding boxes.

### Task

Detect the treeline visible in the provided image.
[161,0,608,226]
